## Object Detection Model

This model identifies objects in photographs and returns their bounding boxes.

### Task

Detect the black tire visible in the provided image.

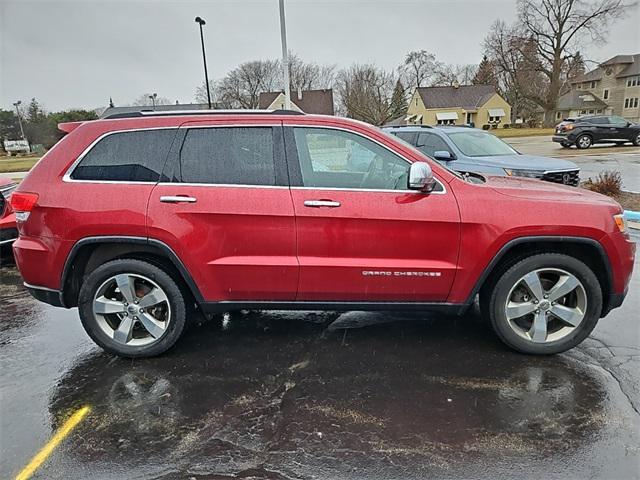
[633,133,640,146]
[576,134,592,149]
[78,259,187,358]
[560,141,571,148]
[485,253,602,355]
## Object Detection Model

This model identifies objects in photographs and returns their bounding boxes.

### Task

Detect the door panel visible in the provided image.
[287,126,460,302]
[147,124,298,302]
[291,188,460,301]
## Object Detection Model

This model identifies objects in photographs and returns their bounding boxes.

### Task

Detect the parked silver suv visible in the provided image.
[385,125,580,186]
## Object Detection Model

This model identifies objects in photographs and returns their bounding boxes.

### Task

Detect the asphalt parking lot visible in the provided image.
[1,233,638,479]
[506,137,640,193]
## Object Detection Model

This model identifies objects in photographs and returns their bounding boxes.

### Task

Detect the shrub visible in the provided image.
[482,124,491,130]
[503,124,510,129]
[582,170,622,197]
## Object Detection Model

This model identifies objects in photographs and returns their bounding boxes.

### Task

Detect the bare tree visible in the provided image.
[130,93,172,106]
[398,50,440,90]
[431,64,479,86]
[288,54,336,91]
[516,0,630,124]
[336,64,399,125]
[214,60,281,109]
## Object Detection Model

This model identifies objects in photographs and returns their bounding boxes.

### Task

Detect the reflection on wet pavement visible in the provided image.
[2,263,639,479]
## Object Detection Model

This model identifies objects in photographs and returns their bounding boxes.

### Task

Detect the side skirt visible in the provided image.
[200,301,467,315]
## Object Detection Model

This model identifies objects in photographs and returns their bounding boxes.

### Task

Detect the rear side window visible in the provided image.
[589,117,609,125]
[71,129,176,182]
[179,127,275,185]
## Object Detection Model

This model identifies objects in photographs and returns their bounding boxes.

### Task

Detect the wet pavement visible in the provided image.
[505,136,640,193]
[1,244,639,479]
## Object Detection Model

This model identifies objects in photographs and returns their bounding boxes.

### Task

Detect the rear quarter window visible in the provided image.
[178,127,276,185]
[71,129,177,182]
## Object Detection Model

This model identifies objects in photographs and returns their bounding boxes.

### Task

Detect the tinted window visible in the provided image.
[179,127,275,185]
[72,129,176,181]
[394,132,415,143]
[293,127,410,190]
[589,117,609,125]
[609,116,628,126]
[416,133,451,157]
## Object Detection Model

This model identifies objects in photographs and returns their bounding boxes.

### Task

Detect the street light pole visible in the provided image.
[278,0,291,110]
[13,101,25,139]
[195,16,212,109]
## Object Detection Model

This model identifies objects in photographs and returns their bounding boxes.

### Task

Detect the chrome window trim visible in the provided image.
[157,182,288,189]
[286,124,447,195]
[62,126,179,183]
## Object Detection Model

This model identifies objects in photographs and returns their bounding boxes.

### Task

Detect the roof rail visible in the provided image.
[102,109,304,120]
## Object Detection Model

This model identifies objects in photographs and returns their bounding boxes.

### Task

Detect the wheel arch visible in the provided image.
[471,236,613,316]
[61,236,204,308]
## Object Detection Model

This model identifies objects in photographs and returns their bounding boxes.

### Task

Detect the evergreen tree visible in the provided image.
[389,80,408,120]
[473,56,497,86]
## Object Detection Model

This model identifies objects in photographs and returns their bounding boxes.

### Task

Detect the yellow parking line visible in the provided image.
[15,406,91,480]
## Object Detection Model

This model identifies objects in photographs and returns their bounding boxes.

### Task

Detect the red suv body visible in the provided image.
[11,111,635,357]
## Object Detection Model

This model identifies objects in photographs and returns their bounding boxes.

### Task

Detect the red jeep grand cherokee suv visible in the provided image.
[11,111,635,358]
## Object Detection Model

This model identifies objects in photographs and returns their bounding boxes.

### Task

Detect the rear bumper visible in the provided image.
[24,282,66,308]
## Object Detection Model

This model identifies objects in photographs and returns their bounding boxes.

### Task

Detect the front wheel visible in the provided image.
[486,254,602,355]
[633,133,640,146]
[78,259,187,358]
[560,141,571,148]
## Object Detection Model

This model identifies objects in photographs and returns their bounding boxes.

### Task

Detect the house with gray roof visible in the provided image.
[258,89,334,115]
[404,84,511,127]
[559,53,640,122]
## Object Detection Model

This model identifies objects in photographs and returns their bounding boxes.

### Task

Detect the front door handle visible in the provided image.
[160,195,197,203]
[303,200,341,208]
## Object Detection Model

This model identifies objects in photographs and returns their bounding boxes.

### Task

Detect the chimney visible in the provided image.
[297,87,303,101]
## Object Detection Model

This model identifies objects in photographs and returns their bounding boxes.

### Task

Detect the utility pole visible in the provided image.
[278,0,291,110]
[195,16,212,109]
[13,101,25,139]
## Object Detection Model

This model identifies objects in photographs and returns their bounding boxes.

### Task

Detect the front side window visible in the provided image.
[416,132,451,158]
[446,131,517,157]
[71,129,177,182]
[293,127,410,190]
[179,127,275,185]
[609,115,628,126]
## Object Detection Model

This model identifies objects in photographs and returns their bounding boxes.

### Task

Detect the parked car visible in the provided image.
[553,115,640,149]
[385,125,580,186]
[0,178,18,249]
[11,111,635,358]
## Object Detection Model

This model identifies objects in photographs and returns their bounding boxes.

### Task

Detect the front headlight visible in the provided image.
[504,168,545,179]
[613,214,627,233]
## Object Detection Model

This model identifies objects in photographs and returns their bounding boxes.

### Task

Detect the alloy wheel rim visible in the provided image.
[504,268,587,344]
[93,273,171,347]
[579,136,591,148]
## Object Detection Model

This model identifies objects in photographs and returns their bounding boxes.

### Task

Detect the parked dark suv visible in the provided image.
[11,111,635,358]
[553,115,640,149]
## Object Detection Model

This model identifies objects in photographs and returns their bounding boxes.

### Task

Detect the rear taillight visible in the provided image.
[10,192,39,221]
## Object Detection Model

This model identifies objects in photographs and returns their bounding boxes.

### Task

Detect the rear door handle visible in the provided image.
[160,195,197,203]
[303,200,341,208]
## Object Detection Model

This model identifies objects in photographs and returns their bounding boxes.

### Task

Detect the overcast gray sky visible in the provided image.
[1,0,638,112]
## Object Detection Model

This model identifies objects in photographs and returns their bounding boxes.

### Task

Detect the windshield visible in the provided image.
[378,128,464,179]
[446,131,518,157]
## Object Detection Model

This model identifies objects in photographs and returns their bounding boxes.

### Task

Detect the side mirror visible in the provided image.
[433,150,454,161]
[408,162,436,192]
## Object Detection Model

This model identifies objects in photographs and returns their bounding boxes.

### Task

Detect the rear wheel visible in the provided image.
[486,253,602,355]
[78,259,187,358]
[576,134,592,149]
